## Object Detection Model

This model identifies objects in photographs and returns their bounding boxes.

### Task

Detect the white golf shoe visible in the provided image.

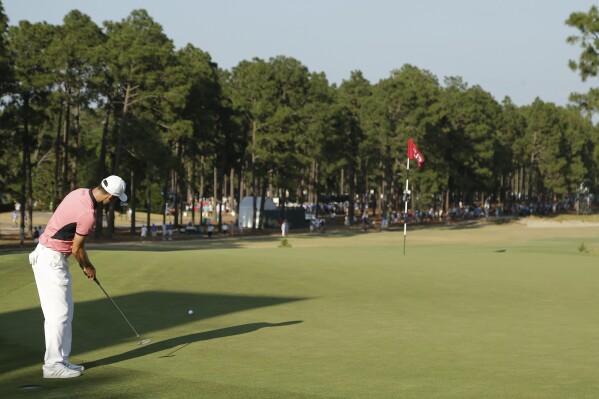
[63,361,85,372]
[42,363,81,378]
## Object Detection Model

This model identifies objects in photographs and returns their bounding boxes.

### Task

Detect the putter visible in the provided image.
[93,278,151,345]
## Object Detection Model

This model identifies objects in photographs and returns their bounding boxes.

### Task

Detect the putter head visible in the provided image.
[138,338,151,345]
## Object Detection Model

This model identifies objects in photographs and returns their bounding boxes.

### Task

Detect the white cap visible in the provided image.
[101,175,128,202]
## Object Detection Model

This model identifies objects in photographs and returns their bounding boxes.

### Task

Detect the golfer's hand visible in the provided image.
[83,265,96,279]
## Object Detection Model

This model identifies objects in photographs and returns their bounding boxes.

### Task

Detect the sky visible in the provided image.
[2,0,597,107]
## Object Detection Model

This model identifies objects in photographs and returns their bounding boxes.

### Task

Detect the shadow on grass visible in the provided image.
[0,291,307,376]
[0,235,300,254]
[0,231,287,254]
[84,233,305,252]
[85,321,303,369]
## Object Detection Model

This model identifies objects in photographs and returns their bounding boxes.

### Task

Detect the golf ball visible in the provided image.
[187,309,194,315]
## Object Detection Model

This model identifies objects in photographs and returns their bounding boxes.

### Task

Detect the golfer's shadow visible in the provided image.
[84,321,302,369]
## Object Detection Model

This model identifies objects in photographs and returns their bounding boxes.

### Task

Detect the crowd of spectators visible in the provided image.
[163,191,596,234]
[300,193,596,228]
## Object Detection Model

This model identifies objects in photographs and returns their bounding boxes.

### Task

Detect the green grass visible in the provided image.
[3,221,599,398]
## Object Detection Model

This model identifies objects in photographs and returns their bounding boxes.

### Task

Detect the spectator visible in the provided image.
[281,220,289,237]
[151,223,157,240]
[140,225,148,242]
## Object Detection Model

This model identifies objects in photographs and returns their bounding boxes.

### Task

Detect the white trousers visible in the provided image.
[29,244,73,367]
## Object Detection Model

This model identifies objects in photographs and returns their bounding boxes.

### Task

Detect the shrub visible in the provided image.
[278,238,292,248]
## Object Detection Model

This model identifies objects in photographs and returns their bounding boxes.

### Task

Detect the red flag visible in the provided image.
[407,138,425,168]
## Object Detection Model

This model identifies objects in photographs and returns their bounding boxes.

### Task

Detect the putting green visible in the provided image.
[2,220,599,398]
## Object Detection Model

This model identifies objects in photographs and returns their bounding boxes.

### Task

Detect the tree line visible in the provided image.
[1,3,598,238]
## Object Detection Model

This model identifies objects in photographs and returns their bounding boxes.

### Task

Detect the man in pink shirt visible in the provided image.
[29,175,127,378]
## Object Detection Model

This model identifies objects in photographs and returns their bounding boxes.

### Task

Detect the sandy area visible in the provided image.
[0,209,237,248]
[517,217,599,228]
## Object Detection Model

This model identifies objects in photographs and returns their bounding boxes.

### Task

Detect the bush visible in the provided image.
[278,238,292,248]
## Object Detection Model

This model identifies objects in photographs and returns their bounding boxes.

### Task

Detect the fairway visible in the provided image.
[2,220,599,398]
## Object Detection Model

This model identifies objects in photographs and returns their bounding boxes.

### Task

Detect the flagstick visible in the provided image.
[403,157,410,255]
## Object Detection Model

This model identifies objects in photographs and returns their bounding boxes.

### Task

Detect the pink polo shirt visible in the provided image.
[40,188,97,255]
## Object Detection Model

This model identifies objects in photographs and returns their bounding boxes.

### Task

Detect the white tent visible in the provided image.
[238,196,278,228]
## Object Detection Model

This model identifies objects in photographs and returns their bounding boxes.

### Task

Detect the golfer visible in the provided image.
[28,175,127,378]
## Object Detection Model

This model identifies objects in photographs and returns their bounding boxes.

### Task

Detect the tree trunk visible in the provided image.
[71,102,80,190]
[53,105,63,210]
[114,84,130,174]
[178,157,185,227]
[382,146,392,217]
[172,138,182,227]
[236,167,243,218]
[527,131,537,200]
[252,184,257,233]
[527,155,535,200]
[20,98,31,245]
[27,139,33,236]
[258,176,268,229]
[146,179,151,228]
[130,170,136,234]
[313,160,319,205]
[229,168,235,218]
[223,173,228,202]
[520,166,524,199]
[281,187,287,222]
[61,98,70,198]
[108,83,132,239]
[251,120,258,234]
[95,104,111,239]
[217,165,224,231]
[348,161,355,226]
[213,165,218,224]
[191,159,196,225]
[174,170,181,227]
[239,168,245,201]
[162,182,167,227]
[199,156,205,225]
